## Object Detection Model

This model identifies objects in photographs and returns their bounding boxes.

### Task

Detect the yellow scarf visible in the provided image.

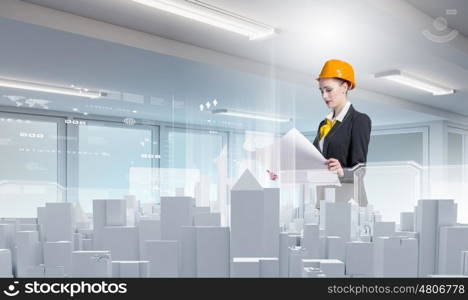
[319,119,337,140]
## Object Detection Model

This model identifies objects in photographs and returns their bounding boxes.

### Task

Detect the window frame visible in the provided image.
[0,110,67,206]
[66,118,160,205]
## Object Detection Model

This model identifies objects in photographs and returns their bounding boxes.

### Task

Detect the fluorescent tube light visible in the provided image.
[0,78,104,99]
[374,70,455,96]
[212,109,291,122]
[132,0,276,40]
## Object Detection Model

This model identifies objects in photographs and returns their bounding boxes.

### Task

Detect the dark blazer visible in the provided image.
[313,105,371,206]
[313,104,371,171]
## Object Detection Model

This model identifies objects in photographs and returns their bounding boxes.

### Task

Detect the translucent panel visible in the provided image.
[77,124,155,212]
[165,128,226,219]
[368,133,424,165]
[421,164,468,223]
[354,162,468,224]
[167,129,223,183]
[447,132,463,165]
[0,115,61,217]
[354,162,423,223]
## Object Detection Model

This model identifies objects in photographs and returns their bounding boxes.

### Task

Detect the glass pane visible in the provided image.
[77,124,155,212]
[422,164,468,223]
[164,128,225,212]
[354,162,422,223]
[448,132,463,165]
[0,115,59,217]
[368,132,424,165]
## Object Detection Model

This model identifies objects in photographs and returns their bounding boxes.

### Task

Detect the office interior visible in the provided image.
[0,1,467,235]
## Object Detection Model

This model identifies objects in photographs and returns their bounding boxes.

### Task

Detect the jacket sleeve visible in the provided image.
[341,113,371,183]
[350,113,371,166]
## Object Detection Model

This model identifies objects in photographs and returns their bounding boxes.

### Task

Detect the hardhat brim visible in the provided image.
[316,76,355,90]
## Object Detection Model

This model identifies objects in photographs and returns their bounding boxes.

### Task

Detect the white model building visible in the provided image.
[230,169,279,258]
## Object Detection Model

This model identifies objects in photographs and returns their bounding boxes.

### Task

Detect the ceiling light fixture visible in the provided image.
[0,77,104,99]
[212,109,291,122]
[374,70,455,96]
[132,0,277,40]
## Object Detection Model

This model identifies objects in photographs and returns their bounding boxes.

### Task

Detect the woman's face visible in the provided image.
[318,78,348,109]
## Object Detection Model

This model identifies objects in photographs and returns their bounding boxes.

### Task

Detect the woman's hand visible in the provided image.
[266,170,278,181]
[325,158,344,177]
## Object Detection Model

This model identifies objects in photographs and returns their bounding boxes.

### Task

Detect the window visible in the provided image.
[447,131,465,165]
[0,113,65,217]
[162,127,226,210]
[70,121,159,212]
[368,128,428,166]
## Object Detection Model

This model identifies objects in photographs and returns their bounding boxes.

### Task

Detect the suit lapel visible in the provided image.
[322,105,355,157]
[322,121,341,156]
[313,120,324,153]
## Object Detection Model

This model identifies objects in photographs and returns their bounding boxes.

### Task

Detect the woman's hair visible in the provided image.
[334,78,351,94]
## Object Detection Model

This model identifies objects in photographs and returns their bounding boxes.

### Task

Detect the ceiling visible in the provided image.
[0,0,467,131]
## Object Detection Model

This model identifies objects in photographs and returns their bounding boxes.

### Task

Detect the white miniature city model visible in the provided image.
[1,171,468,278]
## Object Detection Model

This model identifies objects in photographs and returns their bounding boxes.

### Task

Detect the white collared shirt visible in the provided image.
[319,101,351,152]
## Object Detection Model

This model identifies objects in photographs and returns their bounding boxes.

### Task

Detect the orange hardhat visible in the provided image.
[316,59,356,90]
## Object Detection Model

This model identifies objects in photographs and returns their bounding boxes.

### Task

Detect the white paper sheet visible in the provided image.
[253,128,340,185]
